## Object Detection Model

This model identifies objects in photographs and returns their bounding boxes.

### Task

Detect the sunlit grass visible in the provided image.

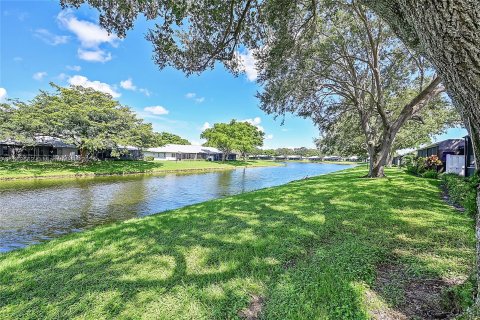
[0,167,475,319]
[0,160,279,179]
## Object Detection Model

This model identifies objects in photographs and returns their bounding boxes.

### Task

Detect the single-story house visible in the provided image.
[274,155,287,160]
[417,139,464,162]
[416,139,465,172]
[0,136,78,161]
[287,155,302,160]
[144,144,236,161]
[0,137,143,161]
[307,156,322,161]
[94,146,143,161]
[249,154,274,160]
[323,155,342,161]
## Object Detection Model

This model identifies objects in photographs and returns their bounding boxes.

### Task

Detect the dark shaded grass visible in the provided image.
[0,167,475,319]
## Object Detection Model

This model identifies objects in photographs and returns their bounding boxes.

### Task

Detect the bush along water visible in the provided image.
[442,172,479,217]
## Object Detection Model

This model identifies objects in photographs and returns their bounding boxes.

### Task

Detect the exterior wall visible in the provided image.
[465,136,476,177]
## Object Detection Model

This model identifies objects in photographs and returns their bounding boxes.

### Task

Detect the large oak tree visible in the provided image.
[60,0,480,300]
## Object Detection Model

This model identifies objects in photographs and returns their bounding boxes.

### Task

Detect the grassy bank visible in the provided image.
[0,160,279,180]
[0,167,475,319]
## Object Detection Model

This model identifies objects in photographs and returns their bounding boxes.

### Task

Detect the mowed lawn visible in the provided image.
[0,167,475,319]
[0,160,279,180]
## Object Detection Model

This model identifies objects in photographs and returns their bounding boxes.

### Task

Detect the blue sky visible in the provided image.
[0,1,466,149]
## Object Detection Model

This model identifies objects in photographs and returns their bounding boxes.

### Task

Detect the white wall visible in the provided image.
[144,151,177,161]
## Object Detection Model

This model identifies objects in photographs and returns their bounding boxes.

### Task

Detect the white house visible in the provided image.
[144,144,236,161]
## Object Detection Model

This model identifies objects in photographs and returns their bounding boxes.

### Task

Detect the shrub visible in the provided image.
[424,155,442,170]
[442,173,479,216]
[406,165,418,175]
[422,170,438,179]
[144,156,154,161]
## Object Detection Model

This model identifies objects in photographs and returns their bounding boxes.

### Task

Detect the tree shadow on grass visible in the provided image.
[0,168,475,319]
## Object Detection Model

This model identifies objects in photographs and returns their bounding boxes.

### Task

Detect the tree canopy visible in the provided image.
[1,84,155,159]
[201,120,264,160]
[152,132,190,146]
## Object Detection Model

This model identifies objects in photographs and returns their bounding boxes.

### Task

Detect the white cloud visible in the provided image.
[237,49,258,82]
[68,75,121,98]
[201,122,212,131]
[281,128,289,132]
[265,134,274,140]
[242,117,264,131]
[57,10,117,48]
[185,92,205,103]
[144,106,169,115]
[34,28,69,45]
[57,10,118,63]
[66,65,81,71]
[13,56,23,62]
[77,48,112,63]
[120,78,136,91]
[0,88,7,102]
[139,88,151,96]
[120,78,151,96]
[33,71,47,81]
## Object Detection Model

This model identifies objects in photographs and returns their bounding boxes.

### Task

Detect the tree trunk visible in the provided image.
[363,0,480,302]
[80,147,88,163]
[366,130,397,178]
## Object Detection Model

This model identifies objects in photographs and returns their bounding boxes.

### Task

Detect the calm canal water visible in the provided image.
[0,162,353,252]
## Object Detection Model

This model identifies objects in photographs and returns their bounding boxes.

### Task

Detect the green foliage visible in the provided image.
[442,173,479,217]
[0,168,475,319]
[421,170,438,179]
[405,156,442,179]
[144,156,154,162]
[1,84,155,159]
[442,274,476,314]
[201,120,264,160]
[152,132,190,146]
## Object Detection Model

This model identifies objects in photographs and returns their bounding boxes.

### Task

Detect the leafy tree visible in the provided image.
[317,96,460,161]
[201,120,264,161]
[232,121,264,159]
[258,2,447,177]
[61,0,480,297]
[152,132,190,146]
[3,84,155,161]
[275,148,293,157]
[59,0,480,169]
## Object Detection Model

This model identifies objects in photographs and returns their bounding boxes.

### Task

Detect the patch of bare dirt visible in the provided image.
[238,295,265,320]
[370,263,463,320]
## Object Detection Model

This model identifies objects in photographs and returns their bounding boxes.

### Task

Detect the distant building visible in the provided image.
[0,137,142,161]
[323,156,342,161]
[249,154,274,160]
[0,136,78,161]
[287,155,302,160]
[307,156,322,161]
[144,144,236,161]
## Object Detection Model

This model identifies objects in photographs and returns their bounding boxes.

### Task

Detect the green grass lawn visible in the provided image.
[0,160,279,180]
[0,167,475,319]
